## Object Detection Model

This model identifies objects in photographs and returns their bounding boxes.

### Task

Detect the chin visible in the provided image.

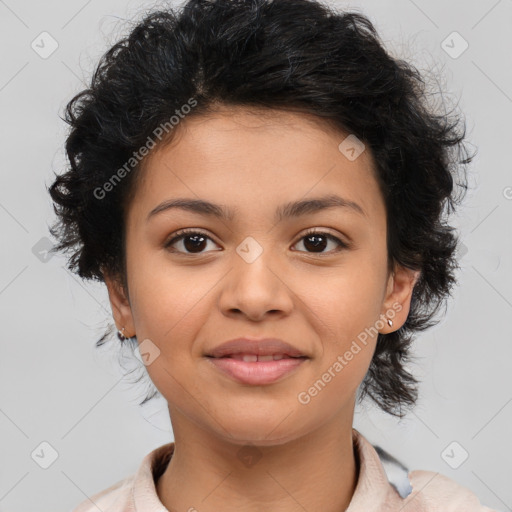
[214,413,308,447]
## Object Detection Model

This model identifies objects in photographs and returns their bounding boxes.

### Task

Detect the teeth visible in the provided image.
[229,354,292,362]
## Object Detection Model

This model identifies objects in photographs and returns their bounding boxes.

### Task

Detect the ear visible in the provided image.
[380,264,421,333]
[104,272,136,338]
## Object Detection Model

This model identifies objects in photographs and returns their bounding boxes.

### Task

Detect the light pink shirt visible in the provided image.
[72,429,495,511]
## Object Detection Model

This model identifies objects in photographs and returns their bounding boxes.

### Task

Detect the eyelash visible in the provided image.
[164,227,349,255]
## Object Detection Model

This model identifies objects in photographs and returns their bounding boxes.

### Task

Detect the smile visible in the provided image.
[220,353,305,362]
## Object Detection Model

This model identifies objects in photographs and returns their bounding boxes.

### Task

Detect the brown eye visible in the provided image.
[292,230,348,254]
[164,228,348,256]
[164,229,220,254]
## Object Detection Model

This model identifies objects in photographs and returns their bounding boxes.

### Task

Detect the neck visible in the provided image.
[156,406,359,512]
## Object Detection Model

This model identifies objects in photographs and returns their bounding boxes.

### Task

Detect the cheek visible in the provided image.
[305,257,386,336]
[126,270,211,399]
[297,279,380,411]
[129,272,212,346]
[301,255,386,387]
[125,238,212,336]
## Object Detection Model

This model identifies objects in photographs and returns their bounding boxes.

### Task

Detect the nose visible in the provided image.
[218,246,294,322]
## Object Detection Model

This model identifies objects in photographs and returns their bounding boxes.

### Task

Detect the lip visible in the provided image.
[205,337,308,385]
[206,356,307,385]
[206,337,307,358]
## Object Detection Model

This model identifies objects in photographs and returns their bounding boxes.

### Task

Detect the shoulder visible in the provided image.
[70,441,175,512]
[351,430,495,511]
[71,475,135,512]
[405,470,497,511]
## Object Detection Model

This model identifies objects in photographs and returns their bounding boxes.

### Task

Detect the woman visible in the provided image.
[48,0,493,510]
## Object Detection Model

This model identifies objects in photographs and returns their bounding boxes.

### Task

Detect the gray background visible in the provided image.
[0,0,511,510]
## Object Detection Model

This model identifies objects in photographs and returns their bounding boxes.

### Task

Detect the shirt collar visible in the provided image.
[132,428,410,511]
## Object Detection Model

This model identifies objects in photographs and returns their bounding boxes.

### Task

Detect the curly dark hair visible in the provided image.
[47,0,475,417]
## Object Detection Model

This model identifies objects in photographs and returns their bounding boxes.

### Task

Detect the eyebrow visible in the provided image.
[146,194,366,223]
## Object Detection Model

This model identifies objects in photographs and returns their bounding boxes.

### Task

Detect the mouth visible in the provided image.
[205,337,308,359]
[204,337,309,385]
[209,353,307,362]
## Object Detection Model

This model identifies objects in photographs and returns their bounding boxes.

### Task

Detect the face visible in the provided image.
[105,106,418,446]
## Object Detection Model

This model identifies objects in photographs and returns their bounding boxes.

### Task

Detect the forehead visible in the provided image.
[128,106,385,224]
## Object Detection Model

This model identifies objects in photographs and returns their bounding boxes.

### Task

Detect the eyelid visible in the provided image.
[296,227,350,252]
[164,228,219,249]
[164,227,350,254]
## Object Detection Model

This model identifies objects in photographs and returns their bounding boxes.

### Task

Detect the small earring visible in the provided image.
[117,327,127,341]
[387,318,393,327]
